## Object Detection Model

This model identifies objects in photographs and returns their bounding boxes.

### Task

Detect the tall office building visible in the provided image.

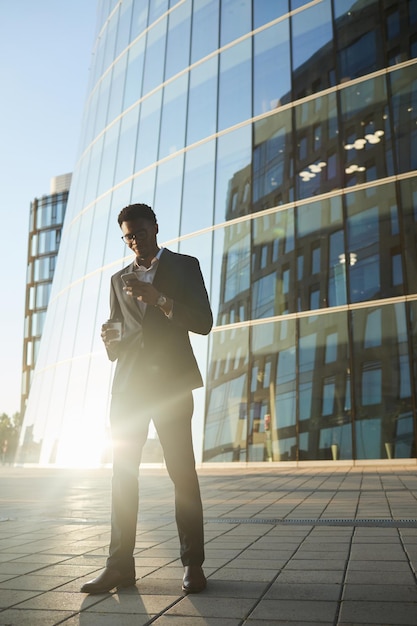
[20,174,71,423]
[17,0,417,466]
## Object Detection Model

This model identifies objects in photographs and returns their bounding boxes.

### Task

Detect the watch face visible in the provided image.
[158,294,167,306]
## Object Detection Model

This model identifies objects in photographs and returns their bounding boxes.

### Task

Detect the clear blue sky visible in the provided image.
[0,0,98,415]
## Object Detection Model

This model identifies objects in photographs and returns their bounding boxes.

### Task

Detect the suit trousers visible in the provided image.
[106,386,205,576]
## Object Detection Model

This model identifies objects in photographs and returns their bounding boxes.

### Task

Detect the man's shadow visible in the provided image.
[79,585,152,624]
[78,580,188,624]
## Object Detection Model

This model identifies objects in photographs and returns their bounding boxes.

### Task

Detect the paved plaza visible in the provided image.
[1,463,417,625]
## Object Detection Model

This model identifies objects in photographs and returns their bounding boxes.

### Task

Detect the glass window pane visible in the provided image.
[254,20,291,116]
[158,75,188,159]
[295,92,340,200]
[291,0,333,98]
[180,141,215,235]
[135,90,163,171]
[334,0,383,81]
[299,311,351,460]
[390,64,417,174]
[85,196,111,274]
[254,0,289,29]
[131,167,156,208]
[220,0,251,47]
[97,121,120,196]
[123,37,146,110]
[165,0,191,80]
[148,0,168,25]
[204,326,249,462]
[352,302,414,459]
[186,57,218,145]
[84,136,104,206]
[218,39,252,132]
[253,110,293,210]
[399,177,417,295]
[115,0,133,57]
[102,9,118,72]
[190,0,219,64]
[341,75,393,184]
[107,54,127,124]
[346,183,402,303]
[214,126,252,223]
[210,221,251,326]
[94,72,112,137]
[142,18,167,95]
[295,197,345,311]
[252,208,295,316]
[153,154,184,241]
[114,107,140,185]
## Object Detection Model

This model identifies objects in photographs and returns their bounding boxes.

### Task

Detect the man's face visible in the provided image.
[120,218,159,263]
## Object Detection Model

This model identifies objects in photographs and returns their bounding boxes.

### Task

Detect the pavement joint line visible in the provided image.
[3,516,417,527]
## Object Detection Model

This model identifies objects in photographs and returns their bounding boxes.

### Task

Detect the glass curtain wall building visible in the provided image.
[17,0,417,466]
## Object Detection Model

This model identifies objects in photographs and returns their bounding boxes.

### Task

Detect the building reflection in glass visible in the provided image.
[203,58,417,463]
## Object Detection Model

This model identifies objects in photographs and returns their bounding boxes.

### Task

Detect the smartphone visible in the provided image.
[121,272,139,287]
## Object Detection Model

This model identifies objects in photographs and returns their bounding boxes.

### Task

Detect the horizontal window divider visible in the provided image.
[211,295,416,333]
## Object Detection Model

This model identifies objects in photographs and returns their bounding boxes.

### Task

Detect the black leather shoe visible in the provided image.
[182,565,207,594]
[80,568,136,594]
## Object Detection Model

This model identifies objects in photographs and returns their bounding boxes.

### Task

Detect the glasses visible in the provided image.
[121,231,145,244]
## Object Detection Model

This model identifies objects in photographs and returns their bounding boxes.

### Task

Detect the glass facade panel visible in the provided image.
[107,55,128,124]
[19,0,417,467]
[203,326,249,462]
[114,107,140,185]
[164,0,191,80]
[254,0,288,29]
[180,141,215,235]
[340,75,393,185]
[218,39,252,132]
[186,57,218,146]
[142,18,167,95]
[334,0,383,81]
[253,110,293,211]
[158,75,188,159]
[253,20,291,116]
[291,0,333,98]
[153,154,184,241]
[352,303,415,459]
[391,64,417,174]
[299,311,351,460]
[134,90,163,171]
[346,183,402,303]
[123,37,146,110]
[97,121,120,196]
[220,0,251,47]
[214,125,252,223]
[190,0,219,64]
[295,92,340,199]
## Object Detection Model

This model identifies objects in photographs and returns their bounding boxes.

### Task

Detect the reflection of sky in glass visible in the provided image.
[292,0,332,69]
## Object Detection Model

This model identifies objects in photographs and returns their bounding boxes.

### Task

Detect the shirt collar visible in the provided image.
[134,247,164,271]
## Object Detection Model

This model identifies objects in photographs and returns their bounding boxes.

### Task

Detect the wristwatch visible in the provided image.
[156,293,167,307]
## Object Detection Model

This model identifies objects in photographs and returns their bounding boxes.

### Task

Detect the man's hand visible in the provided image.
[123,280,159,305]
[124,281,173,316]
[101,323,121,348]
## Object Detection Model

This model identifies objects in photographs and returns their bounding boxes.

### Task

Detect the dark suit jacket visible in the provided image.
[106,248,213,395]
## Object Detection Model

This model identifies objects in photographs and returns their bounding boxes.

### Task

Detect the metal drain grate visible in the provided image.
[205,516,417,528]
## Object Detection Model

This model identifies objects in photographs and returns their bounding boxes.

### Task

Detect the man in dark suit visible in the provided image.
[81,203,212,595]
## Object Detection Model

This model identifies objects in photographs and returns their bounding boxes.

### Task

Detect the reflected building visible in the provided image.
[18,0,417,466]
[20,174,71,425]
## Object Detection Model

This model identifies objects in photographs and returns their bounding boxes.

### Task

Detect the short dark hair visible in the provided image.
[117,203,157,226]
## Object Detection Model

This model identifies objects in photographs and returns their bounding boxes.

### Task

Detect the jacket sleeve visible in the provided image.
[169,257,213,336]
[105,276,124,362]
